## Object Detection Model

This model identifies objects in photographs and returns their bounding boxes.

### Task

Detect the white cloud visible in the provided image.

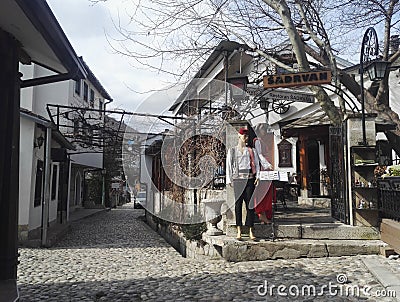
[47,0,176,113]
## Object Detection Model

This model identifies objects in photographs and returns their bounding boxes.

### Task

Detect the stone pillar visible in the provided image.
[346,114,376,147]
[0,29,20,280]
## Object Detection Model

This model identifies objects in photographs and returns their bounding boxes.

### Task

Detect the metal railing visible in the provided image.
[378,177,400,222]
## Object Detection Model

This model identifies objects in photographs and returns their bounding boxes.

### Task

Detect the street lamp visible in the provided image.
[34,134,45,149]
[359,27,390,145]
[258,97,270,111]
[258,97,271,124]
[366,60,390,81]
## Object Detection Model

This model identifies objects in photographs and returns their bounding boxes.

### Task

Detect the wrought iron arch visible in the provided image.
[317,83,361,114]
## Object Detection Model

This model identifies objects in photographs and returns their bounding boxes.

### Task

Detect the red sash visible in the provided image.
[248,147,256,175]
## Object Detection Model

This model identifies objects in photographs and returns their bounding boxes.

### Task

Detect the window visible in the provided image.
[50,164,59,201]
[74,79,81,96]
[90,89,95,108]
[83,82,88,101]
[34,160,44,207]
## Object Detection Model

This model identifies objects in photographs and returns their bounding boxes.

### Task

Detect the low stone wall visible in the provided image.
[203,234,385,262]
[145,211,222,259]
[18,224,29,241]
[298,197,331,208]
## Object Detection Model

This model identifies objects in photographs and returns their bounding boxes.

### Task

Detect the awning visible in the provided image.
[280,108,396,138]
[280,109,330,138]
[1,0,86,78]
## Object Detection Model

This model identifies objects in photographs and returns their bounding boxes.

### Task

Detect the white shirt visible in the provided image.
[226,146,260,184]
[254,138,273,170]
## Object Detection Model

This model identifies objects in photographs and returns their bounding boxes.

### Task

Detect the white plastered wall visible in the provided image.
[19,118,36,229]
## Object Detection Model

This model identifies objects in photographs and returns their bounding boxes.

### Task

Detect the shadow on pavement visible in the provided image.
[17,262,385,302]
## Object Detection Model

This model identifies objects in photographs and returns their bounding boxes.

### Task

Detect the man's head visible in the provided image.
[238,127,249,144]
[238,128,248,135]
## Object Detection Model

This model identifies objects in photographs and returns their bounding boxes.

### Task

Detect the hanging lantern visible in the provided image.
[366,60,390,81]
[258,97,270,111]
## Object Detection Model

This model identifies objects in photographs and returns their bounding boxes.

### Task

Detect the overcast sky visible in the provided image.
[47,0,177,115]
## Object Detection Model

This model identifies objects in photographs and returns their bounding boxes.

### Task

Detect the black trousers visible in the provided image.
[233,178,255,227]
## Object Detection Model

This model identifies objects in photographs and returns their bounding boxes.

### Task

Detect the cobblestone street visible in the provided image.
[17,203,397,301]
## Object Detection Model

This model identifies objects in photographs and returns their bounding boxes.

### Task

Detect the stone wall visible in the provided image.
[145,211,222,259]
[18,225,29,241]
[346,115,376,147]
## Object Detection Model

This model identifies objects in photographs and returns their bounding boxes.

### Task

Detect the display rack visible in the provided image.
[350,146,379,226]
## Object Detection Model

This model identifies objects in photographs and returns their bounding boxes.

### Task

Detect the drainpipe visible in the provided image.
[41,127,52,247]
[101,170,106,207]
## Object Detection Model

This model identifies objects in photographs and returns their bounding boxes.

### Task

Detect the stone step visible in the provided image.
[202,233,387,262]
[225,223,380,240]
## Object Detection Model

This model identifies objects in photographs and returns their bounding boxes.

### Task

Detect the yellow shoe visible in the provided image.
[249,227,257,240]
[236,226,242,240]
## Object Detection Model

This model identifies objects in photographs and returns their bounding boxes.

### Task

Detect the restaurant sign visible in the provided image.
[264,89,315,103]
[263,70,332,89]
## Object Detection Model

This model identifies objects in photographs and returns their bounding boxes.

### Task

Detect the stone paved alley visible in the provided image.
[17,203,398,301]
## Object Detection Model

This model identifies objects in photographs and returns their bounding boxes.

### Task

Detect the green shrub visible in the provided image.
[180,222,207,241]
[389,166,400,176]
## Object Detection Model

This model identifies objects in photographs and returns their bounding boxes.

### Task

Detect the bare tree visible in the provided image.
[93,0,400,147]
[328,0,400,153]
